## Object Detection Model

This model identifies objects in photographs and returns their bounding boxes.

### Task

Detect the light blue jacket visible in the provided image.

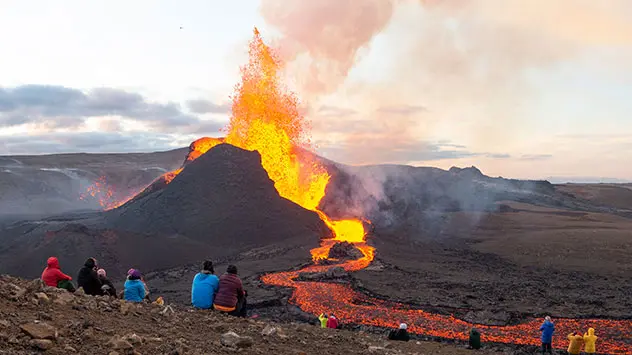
[124,279,146,303]
[191,272,219,309]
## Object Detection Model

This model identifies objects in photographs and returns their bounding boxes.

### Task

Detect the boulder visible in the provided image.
[220,331,254,348]
[261,325,277,336]
[29,339,54,350]
[328,242,364,260]
[35,292,51,305]
[20,322,58,340]
[53,292,75,306]
[108,336,134,350]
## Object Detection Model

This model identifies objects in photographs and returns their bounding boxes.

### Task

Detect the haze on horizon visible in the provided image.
[1,0,631,182]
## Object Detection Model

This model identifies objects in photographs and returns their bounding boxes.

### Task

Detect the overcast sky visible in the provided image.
[1,0,631,181]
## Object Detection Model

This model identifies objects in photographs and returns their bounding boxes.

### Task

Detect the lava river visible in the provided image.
[261,242,632,354]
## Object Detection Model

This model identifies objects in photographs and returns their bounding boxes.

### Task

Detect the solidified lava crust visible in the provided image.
[261,245,632,354]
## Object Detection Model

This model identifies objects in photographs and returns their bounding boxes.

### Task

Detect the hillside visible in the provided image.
[0,275,502,355]
[0,148,187,216]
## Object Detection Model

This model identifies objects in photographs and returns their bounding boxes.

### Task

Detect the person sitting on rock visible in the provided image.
[97,268,117,297]
[191,260,219,309]
[41,256,75,292]
[540,316,555,354]
[326,314,339,329]
[388,323,410,341]
[583,328,597,354]
[124,269,146,303]
[468,327,481,349]
[567,332,583,355]
[318,313,328,328]
[213,265,247,317]
[77,257,102,296]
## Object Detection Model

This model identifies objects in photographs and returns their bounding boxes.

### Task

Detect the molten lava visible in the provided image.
[80,175,138,211]
[83,27,632,353]
[154,28,369,259]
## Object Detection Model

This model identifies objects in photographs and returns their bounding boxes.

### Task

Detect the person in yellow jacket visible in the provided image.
[567,332,583,355]
[318,313,328,328]
[583,328,597,354]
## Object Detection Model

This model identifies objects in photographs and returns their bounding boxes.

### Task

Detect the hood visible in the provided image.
[126,278,143,284]
[198,272,214,279]
[588,328,595,336]
[84,258,96,268]
[542,321,554,328]
[46,257,59,269]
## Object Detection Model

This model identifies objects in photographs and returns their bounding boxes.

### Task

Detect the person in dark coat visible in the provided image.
[97,268,117,297]
[213,265,247,317]
[77,257,102,296]
[469,327,481,349]
[388,323,410,341]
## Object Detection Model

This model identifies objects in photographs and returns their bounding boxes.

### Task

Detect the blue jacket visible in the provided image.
[191,272,220,309]
[540,320,555,343]
[124,279,146,303]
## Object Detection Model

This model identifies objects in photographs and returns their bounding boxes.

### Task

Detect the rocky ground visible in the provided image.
[0,275,516,355]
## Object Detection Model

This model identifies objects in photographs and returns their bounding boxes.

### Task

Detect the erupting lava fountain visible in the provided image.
[149,27,373,262]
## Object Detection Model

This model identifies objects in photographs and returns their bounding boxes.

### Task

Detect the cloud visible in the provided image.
[319,139,479,164]
[0,85,205,131]
[519,154,553,161]
[0,131,180,155]
[316,105,358,117]
[186,99,231,114]
[376,105,427,115]
[486,153,511,159]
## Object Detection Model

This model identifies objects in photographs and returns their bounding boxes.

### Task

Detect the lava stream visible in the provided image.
[261,257,632,354]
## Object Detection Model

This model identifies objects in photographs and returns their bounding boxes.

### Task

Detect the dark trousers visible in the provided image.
[541,342,552,354]
[228,295,247,317]
[57,280,76,292]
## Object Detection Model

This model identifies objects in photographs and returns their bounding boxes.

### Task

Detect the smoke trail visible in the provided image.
[259,0,398,96]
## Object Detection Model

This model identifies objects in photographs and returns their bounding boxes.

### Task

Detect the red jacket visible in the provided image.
[327,316,339,329]
[213,273,244,309]
[41,257,72,287]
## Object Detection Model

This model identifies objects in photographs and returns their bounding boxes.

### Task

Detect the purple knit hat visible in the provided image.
[129,269,142,279]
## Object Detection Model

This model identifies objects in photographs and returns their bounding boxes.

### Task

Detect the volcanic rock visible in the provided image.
[220,331,254,348]
[20,322,58,340]
[30,339,54,350]
[107,144,330,256]
[327,242,364,260]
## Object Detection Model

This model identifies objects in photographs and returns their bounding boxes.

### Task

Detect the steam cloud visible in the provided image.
[260,0,632,228]
[259,0,632,165]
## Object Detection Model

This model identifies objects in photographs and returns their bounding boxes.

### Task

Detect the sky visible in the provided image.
[1,0,631,181]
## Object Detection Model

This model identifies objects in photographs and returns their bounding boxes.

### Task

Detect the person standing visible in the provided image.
[567,332,583,355]
[388,323,410,341]
[583,328,597,354]
[468,327,481,349]
[326,314,339,329]
[318,314,328,328]
[539,316,555,354]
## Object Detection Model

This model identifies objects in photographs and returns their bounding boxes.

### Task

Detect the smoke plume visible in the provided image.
[259,0,632,167]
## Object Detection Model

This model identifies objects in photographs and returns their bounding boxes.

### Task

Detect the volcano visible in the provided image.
[106,143,330,249]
